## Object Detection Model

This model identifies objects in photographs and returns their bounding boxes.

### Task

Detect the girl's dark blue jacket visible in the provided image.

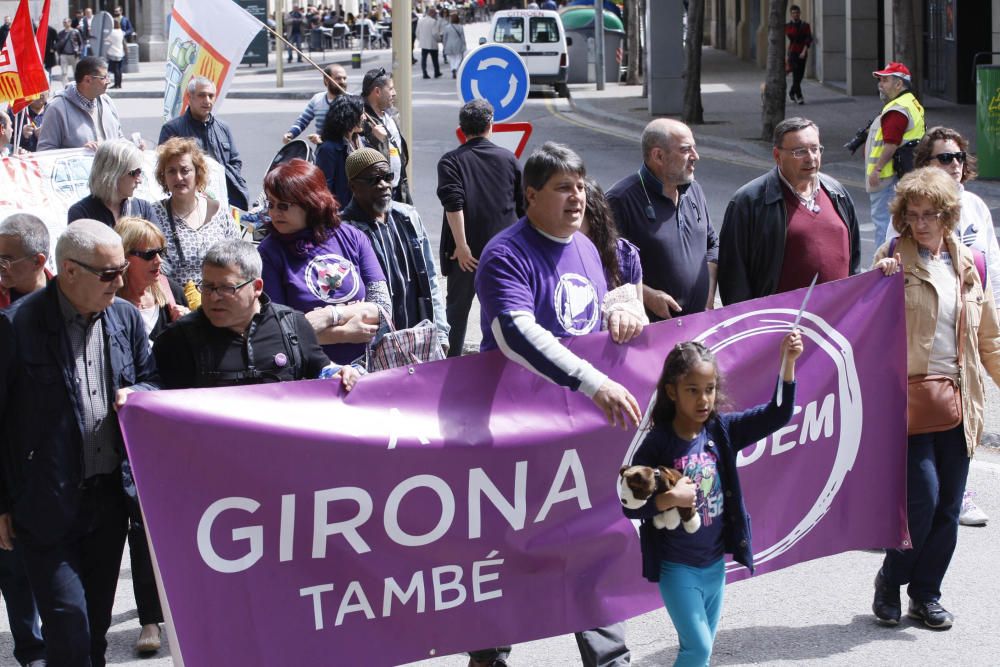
[623,381,796,582]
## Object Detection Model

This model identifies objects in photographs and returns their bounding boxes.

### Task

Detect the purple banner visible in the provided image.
[120,271,909,666]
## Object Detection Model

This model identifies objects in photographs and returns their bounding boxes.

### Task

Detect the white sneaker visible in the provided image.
[960,491,988,526]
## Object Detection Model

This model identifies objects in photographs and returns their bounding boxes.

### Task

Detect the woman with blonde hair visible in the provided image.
[152,136,240,288]
[115,216,190,655]
[871,166,1000,629]
[67,138,156,227]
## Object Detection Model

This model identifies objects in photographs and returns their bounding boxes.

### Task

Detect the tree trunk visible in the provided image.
[761,0,788,141]
[683,0,705,124]
[892,0,919,96]
[624,0,641,85]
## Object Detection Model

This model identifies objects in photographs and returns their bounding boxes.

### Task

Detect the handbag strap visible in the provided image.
[162,198,187,264]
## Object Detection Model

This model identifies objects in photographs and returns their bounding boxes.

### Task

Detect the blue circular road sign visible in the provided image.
[457,43,530,123]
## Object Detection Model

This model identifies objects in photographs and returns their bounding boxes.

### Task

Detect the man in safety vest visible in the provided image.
[865,61,925,248]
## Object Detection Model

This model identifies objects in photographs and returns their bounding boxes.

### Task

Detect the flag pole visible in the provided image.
[253,18,348,95]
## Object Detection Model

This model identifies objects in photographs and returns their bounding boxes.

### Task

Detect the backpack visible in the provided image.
[180,304,304,387]
[888,236,987,286]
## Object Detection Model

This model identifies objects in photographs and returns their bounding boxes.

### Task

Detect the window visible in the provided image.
[530,17,559,43]
[494,17,524,43]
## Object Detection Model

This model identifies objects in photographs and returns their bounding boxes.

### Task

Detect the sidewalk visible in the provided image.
[565,46,1000,206]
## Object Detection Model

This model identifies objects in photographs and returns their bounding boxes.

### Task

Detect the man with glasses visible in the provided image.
[361,67,411,204]
[153,239,356,389]
[158,76,250,210]
[37,56,128,151]
[341,148,449,353]
[718,117,861,304]
[0,214,53,309]
[607,118,718,321]
[0,214,51,667]
[0,219,158,666]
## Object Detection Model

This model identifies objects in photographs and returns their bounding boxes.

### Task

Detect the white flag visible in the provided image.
[162,0,262,121]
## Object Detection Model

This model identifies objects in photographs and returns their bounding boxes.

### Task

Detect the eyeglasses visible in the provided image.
[196,278,254,297]
[128,247,166,261]
[355,171,394,187]
[903,211,943,225]
[126,167,143,178]
[264,199,295,212]
[779,145,825,159]
[0,255,31,271]
[88,73,111,82]
[931,151,966,165]
[67,258,130,282]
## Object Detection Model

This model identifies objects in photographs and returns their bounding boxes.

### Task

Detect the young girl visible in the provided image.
[623,332,803,666]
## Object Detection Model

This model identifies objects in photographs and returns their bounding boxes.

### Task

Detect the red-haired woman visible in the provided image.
[258,158,390,365]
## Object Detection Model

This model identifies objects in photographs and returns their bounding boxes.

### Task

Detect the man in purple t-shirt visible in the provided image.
[472,142,643,667]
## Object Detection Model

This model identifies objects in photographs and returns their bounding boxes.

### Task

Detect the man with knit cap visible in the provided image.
[341,148,449,353]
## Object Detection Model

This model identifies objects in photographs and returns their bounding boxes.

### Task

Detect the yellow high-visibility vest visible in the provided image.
[865,91,925,179]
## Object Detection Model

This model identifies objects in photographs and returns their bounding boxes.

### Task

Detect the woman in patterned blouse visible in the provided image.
[153,137,240,288]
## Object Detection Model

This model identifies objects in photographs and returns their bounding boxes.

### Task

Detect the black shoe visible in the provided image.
[423,74,430,79]
[872,570,901,625]
[908,599,954,629]
[797,97,805,105]
[434,72,443,78]
[452,70,456,78]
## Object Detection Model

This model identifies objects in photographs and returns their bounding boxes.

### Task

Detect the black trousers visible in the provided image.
[788,52,806,99]
[421,48,440,77]
[108,57,123,88]
[0,543,45,665]
[446,265,477,357]
[129,521,164,626]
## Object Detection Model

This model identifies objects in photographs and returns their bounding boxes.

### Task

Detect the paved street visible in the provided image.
[4,31,1000,665]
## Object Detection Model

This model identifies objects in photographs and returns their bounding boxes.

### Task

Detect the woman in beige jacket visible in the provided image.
[871,167,1000,629]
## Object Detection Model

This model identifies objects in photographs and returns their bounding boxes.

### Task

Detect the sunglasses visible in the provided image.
[264,200,295,212]
[128,247,166,261]
[68,258,130,282]
[931,151,966,165]
[126,167,143,178]
[356,171,394,187]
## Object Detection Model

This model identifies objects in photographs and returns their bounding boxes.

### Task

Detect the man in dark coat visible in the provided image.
[158,76,250,210]
[0,219,159,667]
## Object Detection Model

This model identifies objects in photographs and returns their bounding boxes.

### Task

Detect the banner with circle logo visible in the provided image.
[120,271,908,667]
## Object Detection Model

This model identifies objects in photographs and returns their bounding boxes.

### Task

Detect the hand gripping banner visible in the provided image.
[119,271,909,666]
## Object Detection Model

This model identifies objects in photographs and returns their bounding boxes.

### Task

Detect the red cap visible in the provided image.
[872,62,911,80]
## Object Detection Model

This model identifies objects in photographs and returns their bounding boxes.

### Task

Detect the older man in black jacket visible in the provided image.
[436,99,523,355]
[0,219,159,667]
[158,77,249,210]
[718,117,860,305]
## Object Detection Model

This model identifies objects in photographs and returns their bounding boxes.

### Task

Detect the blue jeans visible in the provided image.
[882,424,969,603]
[0,544,45,665]
[869,176,898,250]
[658,558,725,667]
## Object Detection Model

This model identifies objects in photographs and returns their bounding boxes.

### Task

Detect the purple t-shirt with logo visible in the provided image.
[477,218,607,351]
[259,224,385,364]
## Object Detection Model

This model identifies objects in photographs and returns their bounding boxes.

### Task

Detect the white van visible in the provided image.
[487,9,570,96]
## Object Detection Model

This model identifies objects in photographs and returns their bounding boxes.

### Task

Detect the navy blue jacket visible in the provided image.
[0,281,159,545]
[158,110,250,210]
[624,381,796,581]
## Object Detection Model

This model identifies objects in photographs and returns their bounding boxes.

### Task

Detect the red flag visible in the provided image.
[0,0,49,105]
[9,0,51,114]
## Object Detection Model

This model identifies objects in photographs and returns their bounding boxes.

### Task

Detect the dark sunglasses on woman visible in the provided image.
[128,247,167,261]
[932,151,966,165]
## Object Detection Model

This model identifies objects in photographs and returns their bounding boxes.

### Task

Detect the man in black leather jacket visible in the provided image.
[718,117,861,305]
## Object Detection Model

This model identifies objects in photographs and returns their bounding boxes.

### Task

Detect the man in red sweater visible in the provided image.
[785,5,812,104]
